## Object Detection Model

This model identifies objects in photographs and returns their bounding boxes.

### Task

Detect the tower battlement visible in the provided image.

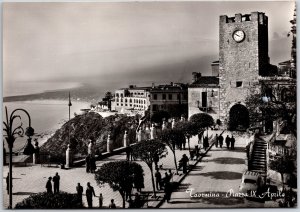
[220,12,268,25]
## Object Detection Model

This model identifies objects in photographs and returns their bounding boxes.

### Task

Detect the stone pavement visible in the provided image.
[2,129,220,209]
[160,131,269,208]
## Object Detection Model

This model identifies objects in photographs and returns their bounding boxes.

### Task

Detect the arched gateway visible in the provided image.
[228,104,249,131]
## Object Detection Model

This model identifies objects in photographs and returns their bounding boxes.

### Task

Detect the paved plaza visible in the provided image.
[2,130,220,209]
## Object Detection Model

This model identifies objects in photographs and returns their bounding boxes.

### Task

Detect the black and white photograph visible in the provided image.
[2,1,297,209]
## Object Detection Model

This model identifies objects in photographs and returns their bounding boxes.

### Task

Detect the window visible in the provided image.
[236,81,243,87]
[125,99,127,102]
[129,99,132,103]
[168,94,172,100]
[162,94,166,100]
[120,98,123,102]
[117,103,119,106]
[120,94,123,98]
[153,94,157,100]
[177,94,180,100]
[152,105,158,111]
[116,93,119,98]
[121,104,123,106]
[125,104,128,106]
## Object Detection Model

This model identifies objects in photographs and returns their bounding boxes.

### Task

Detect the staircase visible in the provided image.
[249,137,267,175]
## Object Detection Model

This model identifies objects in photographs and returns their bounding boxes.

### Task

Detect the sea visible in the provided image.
[2,82,90,152]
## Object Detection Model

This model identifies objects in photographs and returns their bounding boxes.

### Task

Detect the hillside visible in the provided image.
[41,112,139,158]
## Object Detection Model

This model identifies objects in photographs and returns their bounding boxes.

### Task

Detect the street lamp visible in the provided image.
[3,106,34,209]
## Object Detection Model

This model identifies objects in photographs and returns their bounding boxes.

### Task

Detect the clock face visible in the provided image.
[233,30,245,42]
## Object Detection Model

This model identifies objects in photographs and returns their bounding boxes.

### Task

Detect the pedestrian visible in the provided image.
[52,172,60,193]
[126,147,131,161]
[133,172,144,192]
[180,154,189,174]
[109,199,116,208]
[125,184,133,201]
[219,134,224,148]
[225,135,230,149]
[6,172,9,195]
[168,169,173,182]
[90,156,96,173]
[154,169,162,190]
[133,192,141,208]
[85,155,90,173]
[230,135,235,150]
[164,181,172,203]
[215,134,219,147]
[198,131,203,144]
[153,153,159,170]
[203,136,209,151]
[76,183,83,203]
[46,177,53,194]
[86,182,96,208]
[99,193,103,208]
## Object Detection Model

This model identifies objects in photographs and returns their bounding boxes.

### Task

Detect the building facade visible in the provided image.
[150,83,188,118]
[113,85,151,114]
[188,73,220,121]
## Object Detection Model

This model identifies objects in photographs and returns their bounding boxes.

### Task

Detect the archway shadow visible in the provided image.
[210,157,245,165]
[200,171,242,180]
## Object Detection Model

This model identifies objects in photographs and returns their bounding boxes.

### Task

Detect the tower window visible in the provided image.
[168,94,172,100]
[153,94,157,100]
[236,81,243,87]
[162,94,166,100]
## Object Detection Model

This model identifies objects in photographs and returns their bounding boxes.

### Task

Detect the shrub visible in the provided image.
[15,192,83,209]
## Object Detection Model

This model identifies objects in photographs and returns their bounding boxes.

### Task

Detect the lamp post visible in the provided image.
[3,106,34,209]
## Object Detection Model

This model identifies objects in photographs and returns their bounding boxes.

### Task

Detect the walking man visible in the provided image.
[86,182,96,208]
[6,172,9,194]
[230,135,236,150]
[52,172,60,193]
[180,154,189,174]
[99,193,103,208]
[203,136,209,151]
[219,134,224,148]
[154,169,162,190]
[215,134,219,147]
[85,155,90,173]
[225,135,230,149]
[46,177,53,194]
[76,183,83,203]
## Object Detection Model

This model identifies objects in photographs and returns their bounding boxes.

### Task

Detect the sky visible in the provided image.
[3,1,295,95]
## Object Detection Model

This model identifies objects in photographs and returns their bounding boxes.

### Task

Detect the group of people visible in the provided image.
[215,134,235,150]
[45,172,60,194]
[154,169,173,203]
[76,182,116,208]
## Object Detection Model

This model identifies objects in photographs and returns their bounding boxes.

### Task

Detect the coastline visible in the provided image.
[3,83,106,103]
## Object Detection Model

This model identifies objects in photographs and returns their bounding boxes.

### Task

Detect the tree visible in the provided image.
[174,121,198,151]
[15,192,82,209]
[131,140,167,197]
[159,129,185,174]
[269,156,295,189]
[103,91,114,111]
[245,89,296,137]
[189,113,214,138]
[95,161,144,208]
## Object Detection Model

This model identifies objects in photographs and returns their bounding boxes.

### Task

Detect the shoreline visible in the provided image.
[3,83,107,103]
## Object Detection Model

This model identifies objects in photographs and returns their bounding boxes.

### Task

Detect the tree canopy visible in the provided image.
[95,161,144,208]
[189,113,214,130]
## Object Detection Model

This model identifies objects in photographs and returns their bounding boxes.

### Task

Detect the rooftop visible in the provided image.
[189,76,219,88]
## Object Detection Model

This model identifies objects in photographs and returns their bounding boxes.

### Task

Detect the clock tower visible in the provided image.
[218,12,269,129]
